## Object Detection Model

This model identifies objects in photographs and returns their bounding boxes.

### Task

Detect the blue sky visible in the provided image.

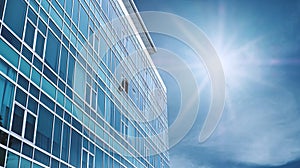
[135,0,300,167]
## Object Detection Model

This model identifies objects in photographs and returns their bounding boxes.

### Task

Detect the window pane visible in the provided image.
[0,39,19,67]
[72,0,79,25]
[0,130,8,145]
[36,106,53,153]
[34,149,50,166]
[45,31,60,72]
[18,74,29,90]
[24,113,36,142]
[22,143,33,158]
[61,123,70,162]
[42,77,56,98]
[12,104,24,135]
[79,5,89,38]
[51,158,59,168]
[4,0,26,38]
[9,136,21,152]
[74,62,85,98]
[29,83,40,99]
[15,87,27,107]
[0,58,16,81]
[22,45,33,61]
[0,0,5,19]
[59,46,68,80]
[35,32,45,57]
[95,148,103,168]
[70,130,82,167]
[0,146,6,166]
[82,150,87,168]
[89,154,94,168]
[1,25,22,52]
[27,96,38,114]
[67,55,75,87]
[6,151,19,168]
[20,58,31,78]
[25,21,35,48]
[40,93,55,110]
[0,75,15,129]
[52,117,62,158]
[85,84,91,104]
[20,157,32,168]
[97,87,105,117]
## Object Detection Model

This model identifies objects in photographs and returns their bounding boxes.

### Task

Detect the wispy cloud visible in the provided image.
[198,84,300,166]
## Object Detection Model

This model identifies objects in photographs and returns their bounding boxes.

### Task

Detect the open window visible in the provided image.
[118,78,128,94]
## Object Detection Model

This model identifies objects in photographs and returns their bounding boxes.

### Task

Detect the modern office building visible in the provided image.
[0,0,169,167]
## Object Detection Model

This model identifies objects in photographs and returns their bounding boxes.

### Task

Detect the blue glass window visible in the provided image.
[79,5,89,38]
[97,87,105,117]
[25,113,36,142]
[33,56,43,72]
[4,0,26,38]
[72,117,82,132]
[65,0,72,17]
[52,117,62,157]
[86,84,91,104]
[49,20,62,38]
[25,21,35,48]
[0,146,6,166]
[15,87,27,107]
[43,65,57,84]
[22,143,33,158]
[0,58,16,80]
[6,151,19,168]
[1,26,21,51]
[70,130,82,167]
[38,19,47,35]
[28,7,38,24]
[105,97,112,123]
[66,86,73,99]
[20,157,32,168]
[72,0,79,25]
[20,58,31,78]
[74,62,85,98]
[12,104,24,136]
[36,105,53,153]
[22,45,33,61]
[115,108,121,131]
[45,31,60,72]
[82,150,87,168]
[9,136,21,152]
[0,130,8,145]
[58,79,66,92]
[59,46,68,80]
[0,39,19,67]
[89,155,94,168]
[18,74,29,90]
[27,96,38,114]
[67,55,75,87]
[55,104,64,117]
[64,111,71,123]
[29,83,40,99]
[40,93,55,110]
[34,149,50,166]
[61,123,70,162]
[51,158,59,168]
[35,32,45,57]
[0,0,4,19]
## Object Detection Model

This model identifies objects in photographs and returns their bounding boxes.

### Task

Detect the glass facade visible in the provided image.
[0,0,169,168]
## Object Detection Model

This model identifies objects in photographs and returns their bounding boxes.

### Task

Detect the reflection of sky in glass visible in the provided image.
[136,0,300,167]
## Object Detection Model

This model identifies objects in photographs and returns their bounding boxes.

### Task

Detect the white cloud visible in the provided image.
[170,154,212,168]
[200,85,300,166]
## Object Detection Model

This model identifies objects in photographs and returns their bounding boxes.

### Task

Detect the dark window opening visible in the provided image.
[118,78,128,94]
